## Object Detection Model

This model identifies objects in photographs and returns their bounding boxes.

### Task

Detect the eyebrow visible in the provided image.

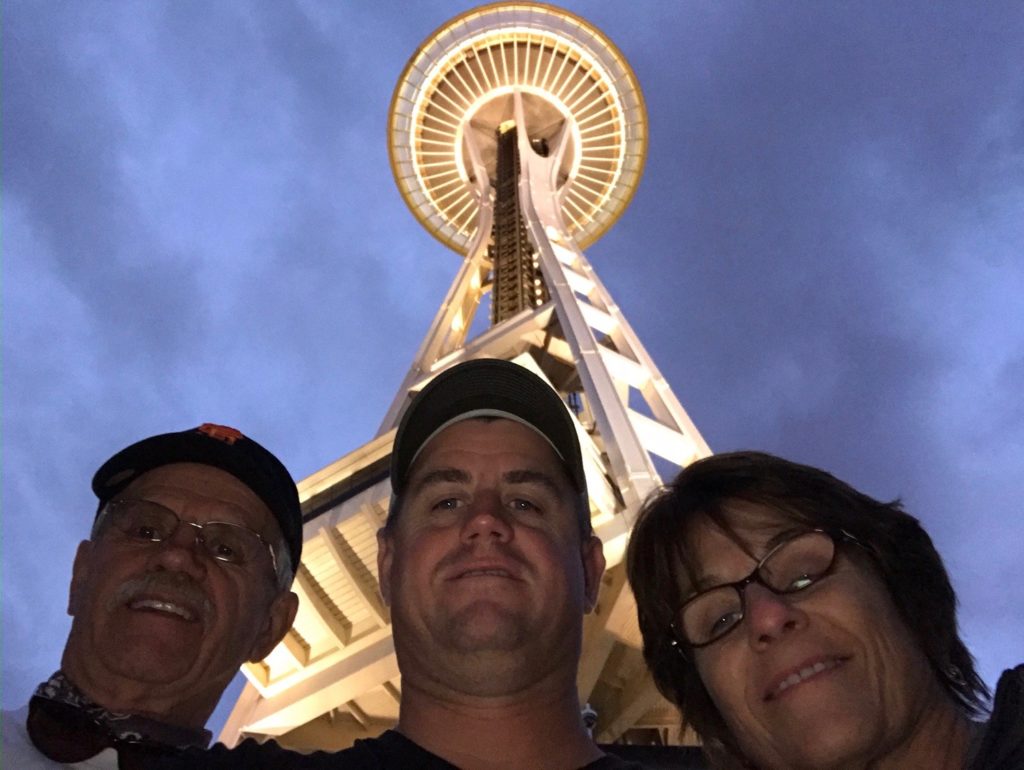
[689,572,729,596]
[117,495,257,526]
[409,467,471,493]
[502,468,566,496]
[407,467,566,496]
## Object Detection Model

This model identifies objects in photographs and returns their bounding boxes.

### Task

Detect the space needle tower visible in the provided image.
[222,2,709,750]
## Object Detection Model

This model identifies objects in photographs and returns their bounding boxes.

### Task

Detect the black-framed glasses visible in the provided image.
[672,529,859,649]
[97,498,279,577]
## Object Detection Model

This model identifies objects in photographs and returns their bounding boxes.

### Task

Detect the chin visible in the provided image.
[447,623,527,654]
[105,641,201,685]
[444,605,529,651]
[748,731,875,770]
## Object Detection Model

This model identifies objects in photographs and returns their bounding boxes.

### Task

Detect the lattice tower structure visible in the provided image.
[220,2,710,751]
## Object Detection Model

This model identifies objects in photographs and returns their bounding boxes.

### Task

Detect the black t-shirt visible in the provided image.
[159,729,651,768]
[340,730,647,768]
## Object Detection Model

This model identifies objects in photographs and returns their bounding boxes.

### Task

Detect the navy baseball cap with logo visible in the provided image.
[91,424,302,576]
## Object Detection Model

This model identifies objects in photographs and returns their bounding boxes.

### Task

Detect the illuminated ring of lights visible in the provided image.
[388,2,647,253]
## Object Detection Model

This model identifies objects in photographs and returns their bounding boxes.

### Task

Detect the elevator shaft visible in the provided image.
[489,125,549,325]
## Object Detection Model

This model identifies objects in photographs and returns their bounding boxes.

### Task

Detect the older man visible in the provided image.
[2,423,302,768]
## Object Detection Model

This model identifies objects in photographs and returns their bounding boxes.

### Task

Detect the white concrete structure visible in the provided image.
[221,2,709,750]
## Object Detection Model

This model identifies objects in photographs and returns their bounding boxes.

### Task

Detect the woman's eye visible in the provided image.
[786,573,816,591]
[709,610,742,636]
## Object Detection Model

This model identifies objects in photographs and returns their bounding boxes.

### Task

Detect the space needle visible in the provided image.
[222,3,708,749]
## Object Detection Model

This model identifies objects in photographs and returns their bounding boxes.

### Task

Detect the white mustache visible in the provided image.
[110,572,213,623]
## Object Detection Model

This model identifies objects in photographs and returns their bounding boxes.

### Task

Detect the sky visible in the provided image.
[4,0,1022,735]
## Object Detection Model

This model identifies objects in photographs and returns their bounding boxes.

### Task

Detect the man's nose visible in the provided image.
[147,521,208,577]
[743,582,807,649]
[459,493,514,543]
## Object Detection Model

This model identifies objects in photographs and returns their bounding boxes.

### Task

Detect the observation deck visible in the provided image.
[388,2,647,253]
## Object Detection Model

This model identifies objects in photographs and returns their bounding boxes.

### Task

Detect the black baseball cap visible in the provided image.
[92,424,302,577]
[389,359,588,504]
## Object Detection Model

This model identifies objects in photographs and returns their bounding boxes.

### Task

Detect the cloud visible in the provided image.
[4,0,1022,721]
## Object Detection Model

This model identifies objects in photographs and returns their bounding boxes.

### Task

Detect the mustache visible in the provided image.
[109,572,213,622]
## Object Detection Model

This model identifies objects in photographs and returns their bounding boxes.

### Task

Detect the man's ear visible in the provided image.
[581,535,606,614]
[68,540,94,617]
[248,590,300,663]
[376,528,393,607]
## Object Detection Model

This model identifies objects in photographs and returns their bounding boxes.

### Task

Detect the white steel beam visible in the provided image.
[292,567,351,651]
[321,528,389,629]
[514,90,662,510]
[243,632,398,736]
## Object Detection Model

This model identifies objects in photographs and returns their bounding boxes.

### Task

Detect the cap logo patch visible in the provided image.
[197,423,245,445]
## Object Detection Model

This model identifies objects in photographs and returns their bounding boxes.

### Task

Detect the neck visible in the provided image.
[396,676,603,770]
[60,654,214,730]
[873,695,974,770]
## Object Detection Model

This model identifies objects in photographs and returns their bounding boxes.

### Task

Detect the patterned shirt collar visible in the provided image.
[32,670,212,749]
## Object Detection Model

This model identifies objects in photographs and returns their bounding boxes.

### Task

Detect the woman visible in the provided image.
[626,451,1022,769]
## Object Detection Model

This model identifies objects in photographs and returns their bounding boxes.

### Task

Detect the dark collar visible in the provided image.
[28,670,211,763]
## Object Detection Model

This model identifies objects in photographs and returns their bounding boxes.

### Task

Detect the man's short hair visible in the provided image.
[626,451,988,763]
[386,359,591,536]
[91,423,303,587]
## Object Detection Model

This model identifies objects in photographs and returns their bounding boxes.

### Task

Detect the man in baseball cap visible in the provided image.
[360,358,637,769]
[2,423,302,768]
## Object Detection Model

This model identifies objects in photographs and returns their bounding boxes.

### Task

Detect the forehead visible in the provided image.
[679,502,806,583]
[120,462,274,530]
[410,418,569,482]
[693,500,808,544]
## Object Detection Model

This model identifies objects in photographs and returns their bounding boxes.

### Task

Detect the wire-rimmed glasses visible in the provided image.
[97,498,279,577]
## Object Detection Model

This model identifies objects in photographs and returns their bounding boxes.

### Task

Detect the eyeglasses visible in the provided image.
[97,498,279,577]
[673,529,859,649]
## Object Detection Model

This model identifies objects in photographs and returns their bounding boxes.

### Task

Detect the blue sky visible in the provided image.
[4,0,1022,733]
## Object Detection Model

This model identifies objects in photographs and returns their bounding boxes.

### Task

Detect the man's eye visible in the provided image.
[134,524,160,540]
[433,498,462,511]
[124,519,167,540]
[509,498,540,513]
[212,543,238,561]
